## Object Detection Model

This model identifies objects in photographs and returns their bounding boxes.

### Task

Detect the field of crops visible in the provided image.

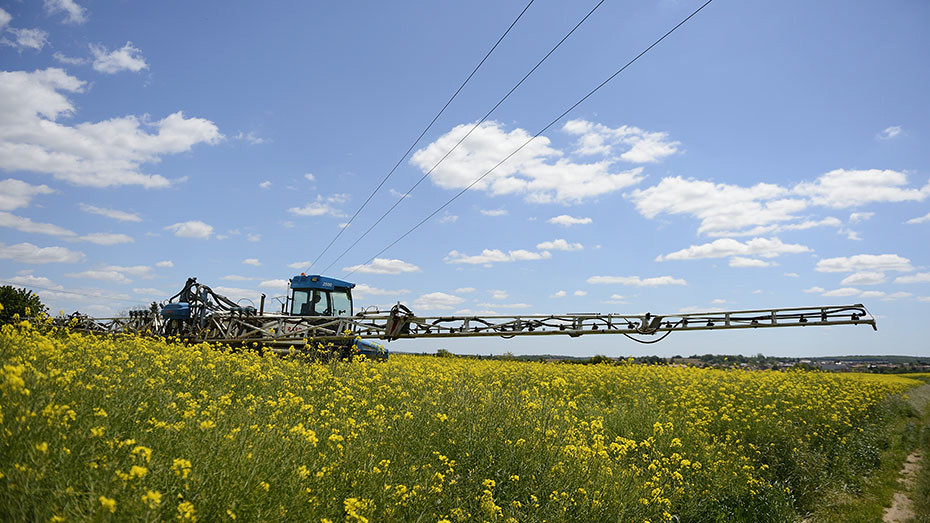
[0,319,922,522]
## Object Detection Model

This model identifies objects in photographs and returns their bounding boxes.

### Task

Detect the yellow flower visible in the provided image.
[141,490,162,509]
[177,501,196,520]
[98,496,116,513]
[172,458,192,479]
[132,445,152,462]
[35,442,48,453]
[129,465,148,479]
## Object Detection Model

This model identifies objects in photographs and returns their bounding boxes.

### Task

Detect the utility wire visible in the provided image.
[322,0,607,274]
[303,0,536,274]
[343,0,716,278]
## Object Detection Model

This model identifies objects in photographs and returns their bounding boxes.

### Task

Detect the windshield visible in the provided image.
[291,288,352,316]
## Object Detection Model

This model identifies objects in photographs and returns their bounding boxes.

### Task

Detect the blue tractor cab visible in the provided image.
[288,274,355,317]
[288,274,388,359]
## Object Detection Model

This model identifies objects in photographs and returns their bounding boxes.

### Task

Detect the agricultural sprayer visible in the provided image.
[59,273,878,359]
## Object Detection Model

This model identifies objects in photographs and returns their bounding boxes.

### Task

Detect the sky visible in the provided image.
[1,0,928,358]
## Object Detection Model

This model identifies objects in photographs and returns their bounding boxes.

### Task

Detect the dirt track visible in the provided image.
[882,383,930,523]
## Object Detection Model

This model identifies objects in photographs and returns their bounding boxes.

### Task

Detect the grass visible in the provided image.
[0,319,925,522]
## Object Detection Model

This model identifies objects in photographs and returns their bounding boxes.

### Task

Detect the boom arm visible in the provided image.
[64,302,876,347]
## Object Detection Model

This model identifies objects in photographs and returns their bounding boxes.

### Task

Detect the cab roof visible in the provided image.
[290,274,356,291]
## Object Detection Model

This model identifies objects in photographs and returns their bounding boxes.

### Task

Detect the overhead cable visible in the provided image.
[303,0,537,273]
[322,0,608,273]
[343,0,716,278]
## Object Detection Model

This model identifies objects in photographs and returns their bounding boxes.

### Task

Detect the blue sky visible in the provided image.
[1,0,928,357]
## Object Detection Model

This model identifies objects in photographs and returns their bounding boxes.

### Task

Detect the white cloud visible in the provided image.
[0,8,10,29]
[918,296,930,303]
[52,52,86,65]
[0,179,54,211]
[849,212,874,224]
[44,0,87,24]
[304,173,315,182]
[412,292,465,311]
[656,237,810,261]
[242,258,261,266]
[353,284,409,300]
[573,290,587,296]
[438,213,458,224]
[0,242,83,264]
[551,290,567,298]
[2,26,49,51]
[784,272,799,278]
[860,291,885,299]
[631,170,929,236]
[220,275,256,281]
[78,203,142,222]
[845,229,862,241]
[65,269,131,284]
[156,260,173,268]
[103,265,153,278]
[165,221,213,239]
[133,287,166,296]
[259,181,271,189]
[729,257,773,268]
[90,42,148,74]
[342,258,420,274]
[882,292,912,301]
[794,169,929,208]
[840,271,886,286]
[410,121,644,204]
[454,308,499,316]
[822,287,861,297]
[0,211,75,236]
[803,286,825,293]
[548,215,592,227]
[445,248,551,265]
[77,233,133,245]
[480,209,508,217]
[454,287,476,294]
[895,272,930,284]
[536,239,582,252]
[477,302,531,309]
[247,233,261,242]
[905,212,930,225]
[0,69,222,188]
[815,254,913,273]
[629,176,804,236]
[288,194,348,218]
[490,290,508,300]
[213,286,263,302]
[586,275,687,286]
[258,279,289,291]
[234,131,267,145]
[877,126,902,140]
[287,261,310,270]
[562,119,680,163]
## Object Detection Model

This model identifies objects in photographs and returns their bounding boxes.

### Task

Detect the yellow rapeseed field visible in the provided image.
[0,318,922,522]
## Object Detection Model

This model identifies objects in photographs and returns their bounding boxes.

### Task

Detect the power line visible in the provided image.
[343,0,716,278]
[321,0,608,274]
[303,0,537,274]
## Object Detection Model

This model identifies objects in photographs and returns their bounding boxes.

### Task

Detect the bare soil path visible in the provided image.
[882,383,930,523]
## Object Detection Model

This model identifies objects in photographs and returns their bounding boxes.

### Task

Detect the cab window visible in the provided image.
[292,289,330,316]
[330,289,352,317]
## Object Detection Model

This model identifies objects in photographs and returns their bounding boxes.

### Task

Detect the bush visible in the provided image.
[0,285,47,324]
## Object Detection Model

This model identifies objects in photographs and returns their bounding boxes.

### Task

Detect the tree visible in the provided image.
[0,286,48,324]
